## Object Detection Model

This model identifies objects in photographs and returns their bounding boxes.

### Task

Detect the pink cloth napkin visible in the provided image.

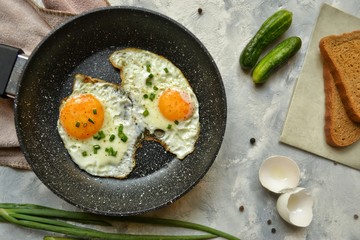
[0,0,110,169]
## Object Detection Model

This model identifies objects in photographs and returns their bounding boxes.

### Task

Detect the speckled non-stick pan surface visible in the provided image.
[15,6,226,216]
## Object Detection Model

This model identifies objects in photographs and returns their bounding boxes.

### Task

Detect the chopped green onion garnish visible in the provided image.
[119,133,128,143]
[93,109,97,114]
[146,64,151,72]
[174,120,179,125]
[82,151,88,157]
[118,125,128,143]
[105,147,117,157]
[75,122,80,128]
[143,94,148,99]
[167,124,172,130]
[164,68,169,73]
[100,131,105,138]
[153,86,158,91]
[93,130,105,140]
[109,134,115,142]
[93,145,101,154]
[88,118,95,124]
[143,109,149,117]
[145,74,154,86]
[146,78,152,86]
[149,93,156,101]
[145,73,154,86]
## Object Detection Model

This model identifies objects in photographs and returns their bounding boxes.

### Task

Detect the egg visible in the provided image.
[109,48,200,159]
[259,155,300,193]
[276,187,313,227]
[57,74,141,178]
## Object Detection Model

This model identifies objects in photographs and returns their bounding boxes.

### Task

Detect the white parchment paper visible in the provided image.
[280,4,360,169]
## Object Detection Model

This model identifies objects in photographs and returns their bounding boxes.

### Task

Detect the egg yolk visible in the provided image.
[158,89,194,121]
[60,94,104,139]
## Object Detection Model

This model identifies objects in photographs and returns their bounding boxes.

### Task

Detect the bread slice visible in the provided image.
[323,62,360,147]
[319,30,360,122]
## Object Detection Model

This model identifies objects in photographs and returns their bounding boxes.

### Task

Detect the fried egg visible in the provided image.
[109,48,200,159]
[57,74,141,178]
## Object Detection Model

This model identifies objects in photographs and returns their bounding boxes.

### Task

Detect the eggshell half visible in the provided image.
[276,187,313,227]
[259,155,301,193]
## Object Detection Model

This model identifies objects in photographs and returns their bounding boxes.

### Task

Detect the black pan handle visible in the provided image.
[0,44,28,98]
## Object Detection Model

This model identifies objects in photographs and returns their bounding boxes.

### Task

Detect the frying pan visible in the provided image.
[0,6,226,216]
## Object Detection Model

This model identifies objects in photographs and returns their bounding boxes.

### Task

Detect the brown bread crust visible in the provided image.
[319,30,360,122]
[323,62,360,147]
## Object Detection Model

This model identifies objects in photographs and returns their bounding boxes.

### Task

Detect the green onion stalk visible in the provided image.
[0,203,240,240]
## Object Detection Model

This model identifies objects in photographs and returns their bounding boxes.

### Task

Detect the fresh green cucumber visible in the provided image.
[252,36,302,84]
[240,9,293,70]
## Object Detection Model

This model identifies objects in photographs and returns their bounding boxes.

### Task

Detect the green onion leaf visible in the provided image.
[143,94,149,99]
[75,122,80,128]
[153,86,158,91]
[88,118,95,124]
[93,109,97,115]
[167,124,172,130]
[164,67,169,73]
[0,203,240,240]
[82,151,88,157]
[174,120,179,125]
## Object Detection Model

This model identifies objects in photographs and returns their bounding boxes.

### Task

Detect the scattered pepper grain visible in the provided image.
[267,219,272,225]
[239,205,245,212]
[198,8,203,15]
[271,228,276,234]
[250,138,256,144]
[354,214,359,220]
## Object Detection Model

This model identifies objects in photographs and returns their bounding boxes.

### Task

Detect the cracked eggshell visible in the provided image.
[276,187,313,227]
[259,155,300,194]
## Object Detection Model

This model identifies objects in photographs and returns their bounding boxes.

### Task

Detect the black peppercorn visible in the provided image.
[239,205,244,212]
[271,228,276,234]
[250,138,256,144]
[198,8,203,15]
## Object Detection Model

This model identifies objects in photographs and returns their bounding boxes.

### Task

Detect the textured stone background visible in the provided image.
[1,0,360,239]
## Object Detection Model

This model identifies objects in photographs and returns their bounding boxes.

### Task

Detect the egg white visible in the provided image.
[57,74,142,178]
[110,48,200,159]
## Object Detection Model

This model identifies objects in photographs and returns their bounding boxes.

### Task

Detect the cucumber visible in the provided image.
[252,36,302,84]
[240,9,293,70]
